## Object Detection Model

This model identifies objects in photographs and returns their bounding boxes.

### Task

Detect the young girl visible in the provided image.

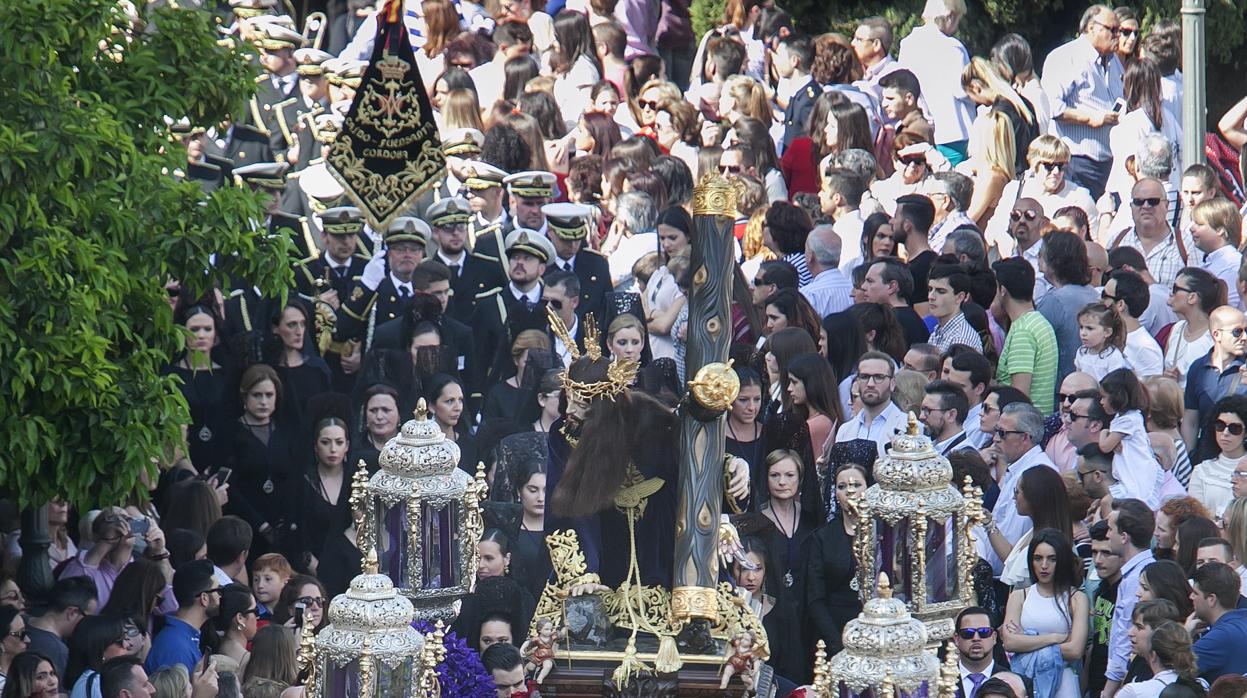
[1099,369,1164,510]
[1075,304,1129,380]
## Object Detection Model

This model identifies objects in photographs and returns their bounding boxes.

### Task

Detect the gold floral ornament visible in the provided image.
[327,0,445,232]
[687,360,740,411]
[692,172,738,218]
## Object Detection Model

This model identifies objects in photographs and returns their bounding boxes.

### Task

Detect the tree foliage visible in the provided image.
[0,0,292,510]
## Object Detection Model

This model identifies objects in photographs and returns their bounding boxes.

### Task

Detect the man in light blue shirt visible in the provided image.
[984,402,1057,574]
[1103,499,1155,698]
[1040,5,1125,200]
[800,225,853,317]
[835,352,909,454]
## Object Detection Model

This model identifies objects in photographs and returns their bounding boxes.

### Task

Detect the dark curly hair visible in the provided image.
[480,124,531,174]
[811,34,860,85]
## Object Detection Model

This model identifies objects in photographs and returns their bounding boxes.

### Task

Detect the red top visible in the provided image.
[780,137,819,200]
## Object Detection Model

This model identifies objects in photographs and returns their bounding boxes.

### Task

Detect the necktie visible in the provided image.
[968,673,986,698]
[399,286,411,299]
[524,297,537,312]
[449,263,461,278]
[561,261,572,272]
[334,267,348,280]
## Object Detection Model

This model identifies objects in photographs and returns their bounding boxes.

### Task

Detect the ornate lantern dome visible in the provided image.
[863,414,961,520]
[830,574,940,693]
[376,400,461,479]
[313,553,425,697]
[317,554,425,660]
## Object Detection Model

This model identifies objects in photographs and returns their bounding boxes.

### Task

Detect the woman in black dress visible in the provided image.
[507,458,552,602]
[292,416,353,572]
[164,304,235,471]
[349,384,400,473]
[733,536,808,684]
[725,367,766,490]
[225,364,300,553]
[757,449,820,595]
[426,374,477,473]
[806,451,873,656]
[269,300,331,440]
[481,330,552,424]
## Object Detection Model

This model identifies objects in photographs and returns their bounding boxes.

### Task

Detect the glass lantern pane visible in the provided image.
[922,516,959,605]
[876,517,912,603]
[325,659,363,698]
[377,657,417,697]
[421,502,461,589]
[375,501,412,589]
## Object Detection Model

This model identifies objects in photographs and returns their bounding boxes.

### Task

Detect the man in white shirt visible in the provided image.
[1103,270,1164,376]
[468,21,533,110]
[1179,164,1221,236]
[943,351,994,449]
[984,402,1058,574]
[836,352,909,454]
[1107,246,1179,335]
[1040,4,1124,200]
[542,270,581,365]
[605,191,658,289]
[953,607,1001,698]
[922,380,977,455]
[926,173,977,254]
[820,168,867,253]
[852,16,903,96]
[897,0,973,164]
[800,225,853,317]
[1008,197,1051,302]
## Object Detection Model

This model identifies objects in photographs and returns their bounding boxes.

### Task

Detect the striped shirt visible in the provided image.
[929,312,982,352]
[784,252,813,286]
[1111,225,1195,288]
[1040,35,1124,162]
[997,311,1059,414]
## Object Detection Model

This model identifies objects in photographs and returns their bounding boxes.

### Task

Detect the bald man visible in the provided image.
[1183,306,1247,459]
[1086,242,1108,287]
[1108,178,1196,287]
[1045,372,1101,472]
[1010,197,1051,302]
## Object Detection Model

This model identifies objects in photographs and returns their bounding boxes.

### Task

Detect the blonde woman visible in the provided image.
[439,88,485,135]
[1222,498,1247,591]
[983,136,1098,257]
[628,79,683,135]
[1190,198,1244,308]
[718,75,771,130]
[962,56,1037,176]
[957,110,1015,231]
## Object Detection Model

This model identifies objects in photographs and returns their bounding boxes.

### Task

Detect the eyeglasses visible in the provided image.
[719,164,743,175]
[1215,326,1247,338]
[1010,209,1039,222]
[638,99,660,112]
[1214,420,1246,436]
[1233,470,1247,479]
[7,630,29,641]
[297,596,327,608]
[1093,20,1121,36]
[1131,197,1162,208]
[994,427,1026,438]
[858,373,892,384]
[956,627,995,640]
[200,587,225,597]
[919,406,947,416]
[1036,161,1065,172]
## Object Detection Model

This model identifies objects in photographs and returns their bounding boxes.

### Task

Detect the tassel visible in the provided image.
[654,634,683,673]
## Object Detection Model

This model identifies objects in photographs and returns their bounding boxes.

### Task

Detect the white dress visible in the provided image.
[1020,585,1080,698]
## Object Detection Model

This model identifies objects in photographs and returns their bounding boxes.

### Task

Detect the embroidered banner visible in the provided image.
[327,0,445,231]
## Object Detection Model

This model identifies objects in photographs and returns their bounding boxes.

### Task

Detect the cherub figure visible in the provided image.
[719,629,758,689]
[520,619,562,685]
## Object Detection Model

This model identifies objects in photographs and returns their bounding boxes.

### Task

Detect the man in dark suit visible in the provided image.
[472,229,556,394]
[293,206,368,302]
[335,217,430,354]
[543,202,610,324]
[951,606,1013,698]
[429,196,506,324]
[777,35,821,148]
[371,261,474,386]
[542,269,585,365]
[247,24,304,161]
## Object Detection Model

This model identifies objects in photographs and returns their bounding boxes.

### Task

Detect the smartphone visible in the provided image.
[294,602,306,628]
[212,467,233,487]
[1112,98,1127,113]
[129,517,151,537]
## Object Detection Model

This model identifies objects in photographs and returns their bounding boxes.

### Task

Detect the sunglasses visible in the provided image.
[899,155,926,166]
[1037,161,1065,172]
[1120,28,1137,36]
[1066,412,1093,423]
[1058,392,1080,404]
[298,596,327,608]
[1214,420,1246,436]
[545,298,564,310]
[1010,209,1039,222]
[167,287,181,298]
[638,99,660,112]
[1131,197,1162,208]
[957,627,995,640]
[1172,284,1193,295]
[994,427,1026,438]
[720,164,743,174]
[1101,291,1121,302]
[1217,326,1247,338]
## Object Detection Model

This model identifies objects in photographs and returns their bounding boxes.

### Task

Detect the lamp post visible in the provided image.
[1182,0,1207,165]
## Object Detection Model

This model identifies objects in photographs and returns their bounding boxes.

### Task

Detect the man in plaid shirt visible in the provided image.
[927,262,983,352]
[1108,178,1195,288]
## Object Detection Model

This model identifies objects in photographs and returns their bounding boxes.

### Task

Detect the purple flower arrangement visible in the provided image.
[412,620,496,698]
